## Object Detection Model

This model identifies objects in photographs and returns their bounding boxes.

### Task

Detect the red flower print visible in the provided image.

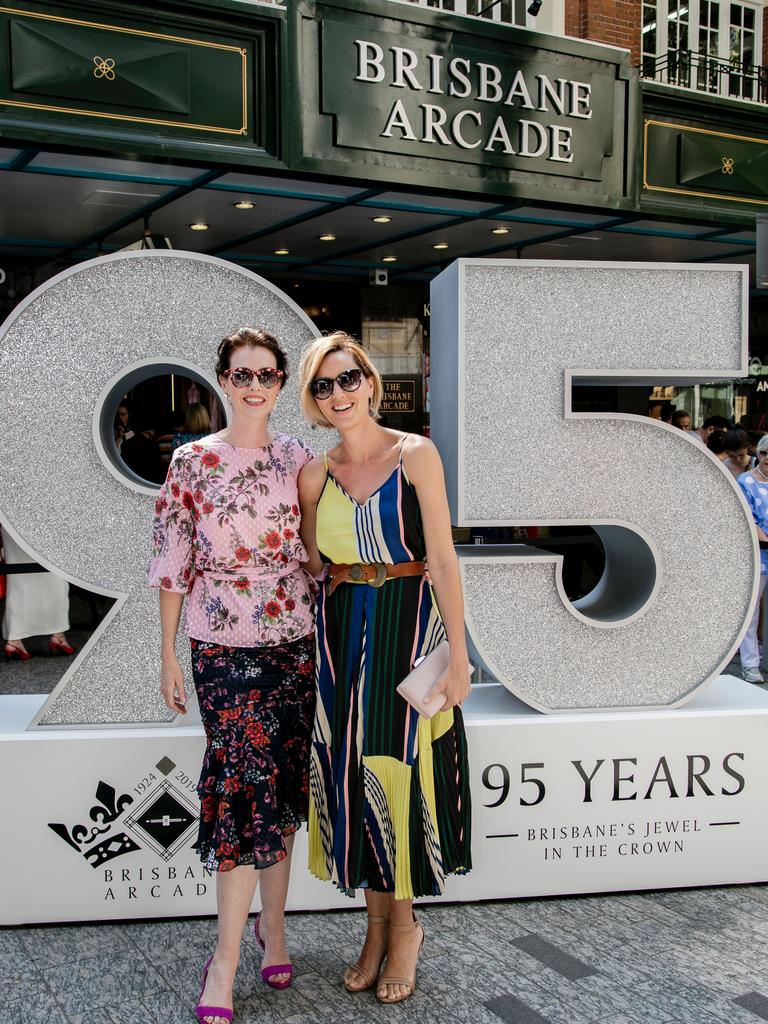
[235,546,251,562]
[201,796,217,823]
[285,598,296,611]
[202,452,220,469]
[264,600,281,619]
[220,841,234,854]
[265,531,282,550]
[171,482,180,498]
[160,576,172,590]
[192,444,203,452]
[182,491,194,510]
[245,720,269,747]
[182,568,191,581]
[234,578,250,593]
[202,501,214,514]
[276,586,286,600]
[283,528,295,540]
[219,859,236,872]
[194,489,204,504]
[155,498,166,514]
[291,504,299,515]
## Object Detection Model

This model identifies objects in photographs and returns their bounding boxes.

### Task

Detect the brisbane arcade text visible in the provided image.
[355,40,593,162]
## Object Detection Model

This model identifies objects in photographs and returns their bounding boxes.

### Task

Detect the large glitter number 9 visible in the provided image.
[431,259,757,712]
[0,252,317,728]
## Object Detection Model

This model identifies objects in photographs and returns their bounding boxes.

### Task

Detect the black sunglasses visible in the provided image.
[309,367,364,401]
[222,366,284,389]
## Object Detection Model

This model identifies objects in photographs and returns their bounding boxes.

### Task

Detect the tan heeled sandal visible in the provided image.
[343,914,389,992]
[376,915,424,1004]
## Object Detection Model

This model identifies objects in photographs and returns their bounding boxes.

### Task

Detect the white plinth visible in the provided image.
[2,675,767,925]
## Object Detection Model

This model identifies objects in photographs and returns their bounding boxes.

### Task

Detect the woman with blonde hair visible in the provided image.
[297,331,472,1004]
[171,401,212,450]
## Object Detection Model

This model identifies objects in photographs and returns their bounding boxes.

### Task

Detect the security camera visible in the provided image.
[369,269,389,286]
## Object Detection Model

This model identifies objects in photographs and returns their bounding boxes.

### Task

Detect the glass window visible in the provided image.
[641,1,761,98]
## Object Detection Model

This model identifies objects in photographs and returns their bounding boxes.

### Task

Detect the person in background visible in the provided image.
[671,409,692,432]
[2,526,74,661]
[692,415,731,445]
[706,431,729,461]
[723,429,753,480]
[157,412,185,465]
[735,435,768,684]
[114,402,135,451]
[660,405,674,424]
[172,402,212,450]
[121,417,166,485]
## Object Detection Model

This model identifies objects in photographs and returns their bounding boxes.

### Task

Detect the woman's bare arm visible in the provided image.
[159,589,187,714]
[298,456,328,578]
[404,436,471,709]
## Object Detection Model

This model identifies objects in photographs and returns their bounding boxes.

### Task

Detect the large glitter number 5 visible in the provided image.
[0,252,317,728]
[430,259,757,712]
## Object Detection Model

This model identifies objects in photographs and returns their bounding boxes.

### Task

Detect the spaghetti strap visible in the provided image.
[323,451,329,471]
[397,433,409,462]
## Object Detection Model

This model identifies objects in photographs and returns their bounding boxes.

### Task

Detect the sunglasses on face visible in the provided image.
[222,366,284,389]
[309,367,364,401]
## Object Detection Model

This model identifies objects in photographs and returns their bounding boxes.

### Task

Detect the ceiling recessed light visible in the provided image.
[372,216,392,224]
[580,235,602,241]
[491,226,510,235]
[382,256,397,263]
[273,248,290,256]
[319,233,336,241]
[234,200,255,210]
[189,222,209,231]
[432,242,449,250]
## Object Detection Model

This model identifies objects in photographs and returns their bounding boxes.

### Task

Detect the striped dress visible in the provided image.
[308,440,472,900]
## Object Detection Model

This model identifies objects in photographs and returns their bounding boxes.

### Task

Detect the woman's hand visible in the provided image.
[160,652,187,714]
[425,657,472,711]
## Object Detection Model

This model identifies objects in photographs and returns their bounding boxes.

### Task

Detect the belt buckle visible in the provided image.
[368,563,387,589]
[349,564,364,582]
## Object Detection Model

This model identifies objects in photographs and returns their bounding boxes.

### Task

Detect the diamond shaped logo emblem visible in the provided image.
[124,781,198,861]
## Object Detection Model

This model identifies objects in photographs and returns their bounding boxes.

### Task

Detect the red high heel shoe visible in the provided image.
[48,637,75,656]
[4,642,32,661]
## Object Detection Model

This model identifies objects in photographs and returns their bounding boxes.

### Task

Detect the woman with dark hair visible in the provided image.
[297,332,472,1005]
[149,327,316,1024]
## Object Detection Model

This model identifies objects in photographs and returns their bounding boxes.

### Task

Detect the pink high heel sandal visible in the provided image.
[196,956,233,1023]
[254,911,293,989]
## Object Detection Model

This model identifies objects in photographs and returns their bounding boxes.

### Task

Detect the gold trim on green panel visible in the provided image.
[643,118,768,207]
[0,5,244,51]
[0,6,248,135]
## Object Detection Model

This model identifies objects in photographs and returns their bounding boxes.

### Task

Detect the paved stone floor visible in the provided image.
[6,885,768,1024]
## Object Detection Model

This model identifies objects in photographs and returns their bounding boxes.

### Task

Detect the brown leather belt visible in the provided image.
[328,561,425,595]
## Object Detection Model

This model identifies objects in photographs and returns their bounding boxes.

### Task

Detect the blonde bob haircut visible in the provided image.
[299,332,383,428]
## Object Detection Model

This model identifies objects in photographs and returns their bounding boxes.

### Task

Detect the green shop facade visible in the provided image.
[0,0,767,431]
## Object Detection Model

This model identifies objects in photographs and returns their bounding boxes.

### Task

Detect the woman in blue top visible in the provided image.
[737,434,768,684]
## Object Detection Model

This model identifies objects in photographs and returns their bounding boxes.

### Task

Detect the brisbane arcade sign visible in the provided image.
[315,13,625,191]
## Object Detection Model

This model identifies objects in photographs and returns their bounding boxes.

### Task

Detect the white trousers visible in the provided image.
[740,574,767,670]
[2,530,70,641]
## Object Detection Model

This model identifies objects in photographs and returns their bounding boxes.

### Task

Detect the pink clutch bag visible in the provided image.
[396,640,473,719]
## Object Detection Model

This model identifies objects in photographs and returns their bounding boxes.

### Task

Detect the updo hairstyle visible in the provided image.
[215,327,289,389]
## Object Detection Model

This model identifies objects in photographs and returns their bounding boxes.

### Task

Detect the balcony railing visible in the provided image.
[642,50,768,105]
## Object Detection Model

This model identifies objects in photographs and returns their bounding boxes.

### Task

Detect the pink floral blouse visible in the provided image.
[148,433,315,647]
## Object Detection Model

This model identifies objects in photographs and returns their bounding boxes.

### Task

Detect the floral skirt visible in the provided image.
[190,632,315,872]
